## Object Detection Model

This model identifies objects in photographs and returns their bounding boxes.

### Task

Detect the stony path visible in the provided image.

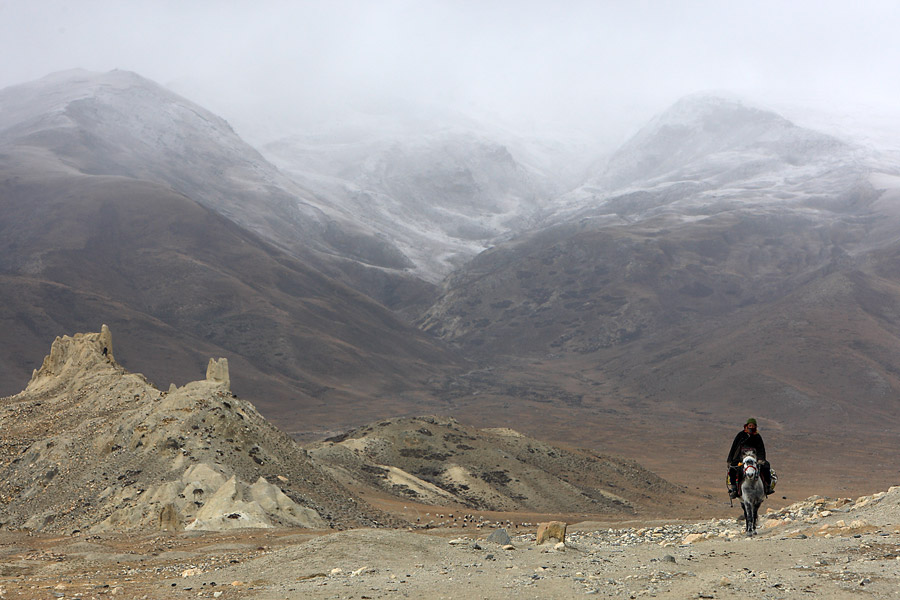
[172,522,896,600]
[2,489,900,599]
[159,490,900,599]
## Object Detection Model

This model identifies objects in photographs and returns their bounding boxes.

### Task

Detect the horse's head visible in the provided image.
[742,454,759,479]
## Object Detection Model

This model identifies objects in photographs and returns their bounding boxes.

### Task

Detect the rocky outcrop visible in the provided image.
[0,327,395,533]
[536,521,567,545]
[26,324,123,393]
[205,357,230,389]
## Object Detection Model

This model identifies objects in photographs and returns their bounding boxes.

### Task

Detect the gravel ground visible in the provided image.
[3,487,900,599]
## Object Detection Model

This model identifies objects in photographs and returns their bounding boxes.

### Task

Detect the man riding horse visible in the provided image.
[726,418,775,499]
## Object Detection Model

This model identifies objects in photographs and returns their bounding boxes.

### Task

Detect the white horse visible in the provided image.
[740,451,766,535]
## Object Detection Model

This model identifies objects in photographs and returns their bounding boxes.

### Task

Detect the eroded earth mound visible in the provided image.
[0,327,397,533]
[308,415,695,515]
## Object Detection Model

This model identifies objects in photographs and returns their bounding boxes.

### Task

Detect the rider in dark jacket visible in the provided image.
[726,418,775,498]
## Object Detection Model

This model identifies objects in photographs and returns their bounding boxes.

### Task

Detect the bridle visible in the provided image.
[742,457,759,479]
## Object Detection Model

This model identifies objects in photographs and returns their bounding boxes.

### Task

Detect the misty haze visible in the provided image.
[3,2,900,598]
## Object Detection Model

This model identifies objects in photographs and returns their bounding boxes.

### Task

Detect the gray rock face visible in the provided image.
[486,528,512,545]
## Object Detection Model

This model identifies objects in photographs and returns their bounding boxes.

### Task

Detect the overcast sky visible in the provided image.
[3,1,900,144]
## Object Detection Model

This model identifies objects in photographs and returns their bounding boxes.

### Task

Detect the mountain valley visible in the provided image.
[3,70,900,508]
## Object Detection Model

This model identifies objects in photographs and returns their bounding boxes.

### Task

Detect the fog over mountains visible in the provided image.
[4,69,900,495]
[264,128,556,282]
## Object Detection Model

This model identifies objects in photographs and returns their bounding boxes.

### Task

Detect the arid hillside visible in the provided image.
[0,328,702,536]
[309,416,712,517]
[0,327,399,533]
[0,160,457,424]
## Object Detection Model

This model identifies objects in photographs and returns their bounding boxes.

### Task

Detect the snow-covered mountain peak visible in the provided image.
[0,69,241,165]
[540,95,877,226]
[650,93,781,128]
[599,94,849,190]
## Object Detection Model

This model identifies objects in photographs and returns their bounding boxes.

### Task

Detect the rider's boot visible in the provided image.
[728,484,739,499]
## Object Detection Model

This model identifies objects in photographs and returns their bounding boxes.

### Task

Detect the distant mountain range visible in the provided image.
[419,93,900,451]
[5,70,900,497]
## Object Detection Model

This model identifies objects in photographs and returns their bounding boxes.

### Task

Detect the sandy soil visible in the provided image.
[2,488,899,600]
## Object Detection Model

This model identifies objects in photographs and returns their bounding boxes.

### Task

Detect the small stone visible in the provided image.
[502,544,515,551]
[330,568,343,575]
[554,541,566,551]
[682,533,704,544]
[720,576,733,587]
[662,555,676,563]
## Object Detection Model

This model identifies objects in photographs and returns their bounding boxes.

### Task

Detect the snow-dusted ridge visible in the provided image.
[263,126,570,281]
[4,70,900,287]
[0,69,415,276]
[541,95,887,228]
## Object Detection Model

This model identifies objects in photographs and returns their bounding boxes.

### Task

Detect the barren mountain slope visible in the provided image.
[418,209,900,432]
[0,69,434,309]
[307,416,710,517]
[0,160,458,421]
[0,327,400,533]
[0,69,402,265]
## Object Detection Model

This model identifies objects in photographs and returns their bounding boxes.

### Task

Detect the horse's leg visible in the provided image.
[741,501,751,535]
[751,502,759,535]
[745,502,752,534]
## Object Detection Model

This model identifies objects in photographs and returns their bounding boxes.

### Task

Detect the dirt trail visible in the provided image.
[2,487,899,599]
